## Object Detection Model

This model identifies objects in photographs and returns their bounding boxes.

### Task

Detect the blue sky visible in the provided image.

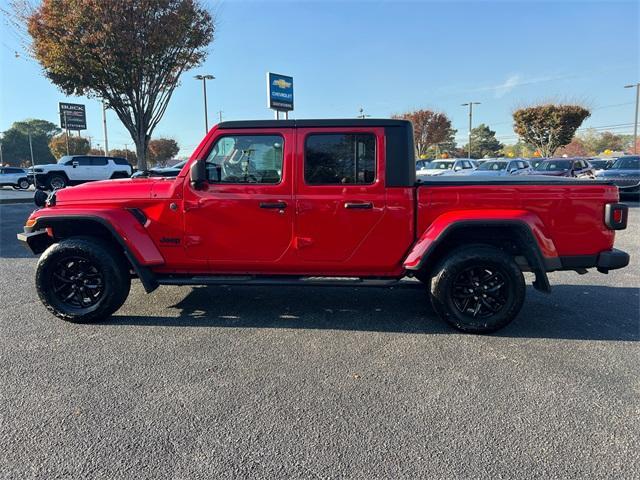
[1,0,638,156]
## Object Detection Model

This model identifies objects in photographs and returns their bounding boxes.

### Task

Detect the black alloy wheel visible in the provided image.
[451,266,507,319]
[50,256,105,309]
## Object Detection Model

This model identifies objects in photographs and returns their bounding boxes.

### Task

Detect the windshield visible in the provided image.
[57,155,73,164]
[429,161,454,170]
[611,157,640,170]
[535,160,572,171]
[172,160,187,169]
[477,161,508,171]
[590,160,610,169]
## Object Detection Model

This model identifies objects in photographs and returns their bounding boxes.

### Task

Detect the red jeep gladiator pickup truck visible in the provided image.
[18,119,630,333]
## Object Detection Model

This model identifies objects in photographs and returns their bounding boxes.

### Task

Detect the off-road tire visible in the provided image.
[36,237,131,323]
[430,244,525,334]
[47,174,67,190]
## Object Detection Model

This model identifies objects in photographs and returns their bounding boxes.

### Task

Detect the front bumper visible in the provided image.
[17,229,53,254]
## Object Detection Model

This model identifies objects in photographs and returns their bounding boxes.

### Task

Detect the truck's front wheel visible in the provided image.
[36,237,131,323]
[430,245,525,333]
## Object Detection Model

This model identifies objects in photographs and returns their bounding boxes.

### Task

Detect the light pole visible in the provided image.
[461,101,481,158]
[102,101,109,155]
[195,74,215,133]
[357,107,371,119]
[624,83,639,154]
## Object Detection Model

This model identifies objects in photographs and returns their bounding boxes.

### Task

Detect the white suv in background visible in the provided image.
[0,167,32,189]
[30,155,133,190]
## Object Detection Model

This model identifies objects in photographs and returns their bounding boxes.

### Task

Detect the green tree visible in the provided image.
[148,138,180,167]
[49,133,90,158]
[0,119,59,166]
[513,104,591,157]
[579,129,626,155]
[462,123,503,159]
[393,109,454,158]
[501,141,536,158]
[20,0,214,170]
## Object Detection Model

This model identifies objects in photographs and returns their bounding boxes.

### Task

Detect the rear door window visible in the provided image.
[304,134,376,184]
[90,157,108,166]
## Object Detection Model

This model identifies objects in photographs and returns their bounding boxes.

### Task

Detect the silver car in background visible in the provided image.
[417,158,476,176]
[462,159,533,176]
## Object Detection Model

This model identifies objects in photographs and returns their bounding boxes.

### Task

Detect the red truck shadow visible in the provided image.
[107,284,639,341]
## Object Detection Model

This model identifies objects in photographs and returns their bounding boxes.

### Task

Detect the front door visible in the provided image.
[294,128,387,267]
[183,129,295,270]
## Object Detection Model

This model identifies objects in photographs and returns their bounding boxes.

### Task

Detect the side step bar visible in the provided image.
[156,275,424,289]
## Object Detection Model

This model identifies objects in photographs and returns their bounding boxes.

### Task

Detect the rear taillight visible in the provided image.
[604,203,628,230]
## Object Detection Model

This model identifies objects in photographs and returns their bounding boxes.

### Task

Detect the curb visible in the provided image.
[0,198,34,205]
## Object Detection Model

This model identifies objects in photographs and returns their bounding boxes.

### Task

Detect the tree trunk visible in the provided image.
[134,132,149,171]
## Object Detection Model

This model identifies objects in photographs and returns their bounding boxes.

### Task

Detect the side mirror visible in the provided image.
[190,159,206,189]
[72,161,79,168]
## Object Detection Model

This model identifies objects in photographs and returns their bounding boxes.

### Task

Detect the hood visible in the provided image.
[467,170,507,176]
[532,170,569,177]
[597,169,640,177]
[54,177,165,204]
[419,169,450,176]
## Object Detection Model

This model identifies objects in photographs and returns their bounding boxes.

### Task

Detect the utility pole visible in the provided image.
[624,83,640,154]
[195,74,215,133]
[102,101,109,155]
[62,111,70,155]
[28,131,35,169]
[461,102,481,158]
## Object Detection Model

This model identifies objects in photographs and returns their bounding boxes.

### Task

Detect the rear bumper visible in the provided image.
[596,248,630,272]
[553,249,630,273]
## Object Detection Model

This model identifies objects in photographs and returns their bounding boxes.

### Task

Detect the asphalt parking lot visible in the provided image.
[0,202,638,479]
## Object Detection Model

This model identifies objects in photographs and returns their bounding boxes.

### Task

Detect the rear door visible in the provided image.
[68,156,92,181]
[294,128,386,265]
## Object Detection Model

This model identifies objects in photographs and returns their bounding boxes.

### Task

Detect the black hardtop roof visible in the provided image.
[218,118,411,129]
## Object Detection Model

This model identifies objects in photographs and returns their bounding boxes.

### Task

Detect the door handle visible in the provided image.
[344,202,373,209]
[260,201,288,209]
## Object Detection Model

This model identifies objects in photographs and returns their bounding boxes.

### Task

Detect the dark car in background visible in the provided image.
[132,160,187,178]
[590,158,615,172]
[596,155,640,195]
[533,158,595,178]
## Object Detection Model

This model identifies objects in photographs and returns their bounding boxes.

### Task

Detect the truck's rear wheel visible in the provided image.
[36,237,131,323]
[47,174,67,190]
[429,245,525,333]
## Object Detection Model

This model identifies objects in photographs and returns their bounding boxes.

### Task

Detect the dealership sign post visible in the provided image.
[267,72,293,119]
[59,102,87,131]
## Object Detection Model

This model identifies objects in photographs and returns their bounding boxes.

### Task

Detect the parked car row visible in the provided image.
[0,167,32,189]
[416,155,640,194]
